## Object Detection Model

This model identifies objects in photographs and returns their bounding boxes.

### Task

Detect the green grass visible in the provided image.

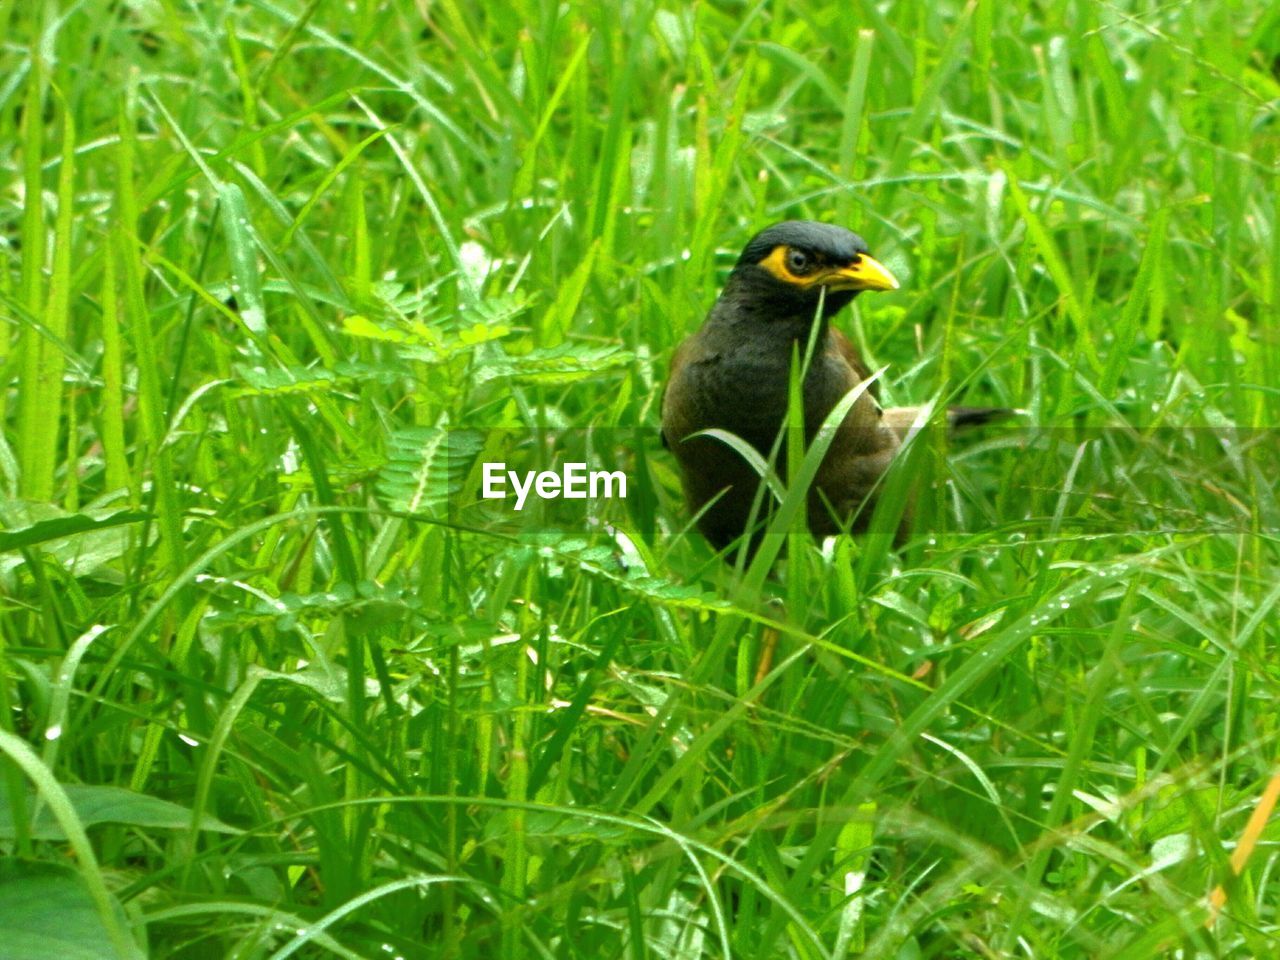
[2,1,1279,957]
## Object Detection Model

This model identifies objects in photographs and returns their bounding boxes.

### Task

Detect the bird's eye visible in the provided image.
[786,248,812,275]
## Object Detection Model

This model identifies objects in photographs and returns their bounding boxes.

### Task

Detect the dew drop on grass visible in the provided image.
[44,724,62,741]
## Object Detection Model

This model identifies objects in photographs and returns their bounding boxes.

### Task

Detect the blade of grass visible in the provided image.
[1002,160,1101,378]
[117,83,186,580]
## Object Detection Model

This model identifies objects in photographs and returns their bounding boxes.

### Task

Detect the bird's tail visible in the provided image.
[945,406,1021,430]
[882,405,1023,441]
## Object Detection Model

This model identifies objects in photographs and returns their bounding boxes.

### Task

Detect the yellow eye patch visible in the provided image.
[757,245,822,285]
[756,244,899,293]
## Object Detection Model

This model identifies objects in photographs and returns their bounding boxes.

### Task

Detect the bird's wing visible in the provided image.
[659,337,697,449]
[829,328,878,399]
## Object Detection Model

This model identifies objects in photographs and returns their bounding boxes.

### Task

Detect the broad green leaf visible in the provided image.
[0,506,150,553]
[0,859,140,960]
[0,784,239,840]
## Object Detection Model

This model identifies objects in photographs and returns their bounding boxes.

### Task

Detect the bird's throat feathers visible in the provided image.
[712,267,856,338]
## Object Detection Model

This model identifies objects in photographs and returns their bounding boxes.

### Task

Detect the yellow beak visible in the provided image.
[826,254,900,292]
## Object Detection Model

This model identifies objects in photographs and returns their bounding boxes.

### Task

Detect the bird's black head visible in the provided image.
[725,220,899,322]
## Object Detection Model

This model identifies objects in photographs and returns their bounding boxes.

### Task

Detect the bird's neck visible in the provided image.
[708,291,835,348]
[710,272,855,341]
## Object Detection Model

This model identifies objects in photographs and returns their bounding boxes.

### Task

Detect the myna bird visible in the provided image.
[661,220,1005,553]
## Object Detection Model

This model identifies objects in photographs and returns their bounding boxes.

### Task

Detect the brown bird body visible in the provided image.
[662,221,1000,553]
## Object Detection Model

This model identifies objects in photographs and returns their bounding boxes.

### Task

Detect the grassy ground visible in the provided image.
[2,0,1279,957]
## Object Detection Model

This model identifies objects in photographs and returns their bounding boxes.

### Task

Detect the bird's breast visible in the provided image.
[685,341,854,436]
